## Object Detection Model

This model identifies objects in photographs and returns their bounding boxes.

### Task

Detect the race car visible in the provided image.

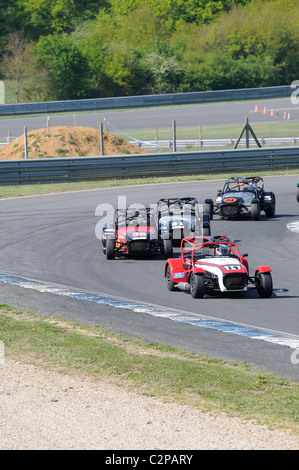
[102,207,173,259]
[157,197,211,246]
[204,176,276,220]
[164,235,273,298]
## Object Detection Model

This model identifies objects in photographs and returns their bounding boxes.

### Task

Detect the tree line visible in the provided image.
[0,0,298,102]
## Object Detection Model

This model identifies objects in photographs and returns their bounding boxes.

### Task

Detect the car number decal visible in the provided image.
[173,272,185,279]
[225,265,242,270]
[223,197,237,203]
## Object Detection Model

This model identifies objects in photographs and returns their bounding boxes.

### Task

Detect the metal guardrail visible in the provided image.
[129,137,299,150]
[0,85,292,116]
[0,147,298,186]
[2,136,299,151]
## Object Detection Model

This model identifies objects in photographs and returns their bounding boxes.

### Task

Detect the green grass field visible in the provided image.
[1,305,298,433]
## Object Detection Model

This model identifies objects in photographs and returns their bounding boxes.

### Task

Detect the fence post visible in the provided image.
[245,117,249,148]
[199,125,202,148]
[172,119,176,152]
[234,117,261,149]
[99,122,104,156]
[24,126,28,159]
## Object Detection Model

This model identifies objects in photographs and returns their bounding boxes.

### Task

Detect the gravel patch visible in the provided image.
[0,359,298,450]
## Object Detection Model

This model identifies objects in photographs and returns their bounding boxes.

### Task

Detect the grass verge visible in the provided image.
[1,304,298,434]
[121,122,299,141]
[0,169,298,199]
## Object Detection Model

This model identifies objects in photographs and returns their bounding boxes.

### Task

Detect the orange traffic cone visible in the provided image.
[270,109,274,117]
[263,106,267,114]
[254,104,258,112]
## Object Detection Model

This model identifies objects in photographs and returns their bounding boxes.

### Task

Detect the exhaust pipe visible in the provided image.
[177,282,190,291]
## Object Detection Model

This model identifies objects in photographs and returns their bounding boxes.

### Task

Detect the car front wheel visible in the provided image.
[264,195,275,217]
[106,238,115,260]
[256,271,273,298]
[251,202,260,220]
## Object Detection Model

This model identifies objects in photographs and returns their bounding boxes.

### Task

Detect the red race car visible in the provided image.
[164,235,273,298]
[102,207,173,259]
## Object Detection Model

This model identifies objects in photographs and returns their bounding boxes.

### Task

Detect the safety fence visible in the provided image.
[0,85,293,116]
[0,146,298,186]
[2,136,299,150]
[128,137,299,150]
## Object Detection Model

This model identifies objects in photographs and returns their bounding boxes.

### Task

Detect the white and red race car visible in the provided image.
[165,235,273,298]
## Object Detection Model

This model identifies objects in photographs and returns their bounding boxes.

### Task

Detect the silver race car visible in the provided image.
[204,176,275,220]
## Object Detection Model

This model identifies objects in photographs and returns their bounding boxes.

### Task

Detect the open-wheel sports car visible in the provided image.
[204,176,275,220]
[102,207,173,259]
[164,235,273,298]
[157,197,211,246]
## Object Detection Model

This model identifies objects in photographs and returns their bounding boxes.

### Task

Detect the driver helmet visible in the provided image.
[216,244,230,256]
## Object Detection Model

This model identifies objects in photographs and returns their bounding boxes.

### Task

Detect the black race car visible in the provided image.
[157,197,211,246]
[204,176,275,221]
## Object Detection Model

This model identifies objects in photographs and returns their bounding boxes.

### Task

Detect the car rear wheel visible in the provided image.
[163,239,173,259]
[189,272,205,298]
[256,271,273,298]
[106,238,115,259]
[166,265,175,291]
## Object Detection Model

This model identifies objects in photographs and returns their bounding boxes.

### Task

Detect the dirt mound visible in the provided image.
[0,126,148,160]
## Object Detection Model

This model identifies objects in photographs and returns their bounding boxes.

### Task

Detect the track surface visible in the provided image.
[1,98,298,139]
[0,175,298,380]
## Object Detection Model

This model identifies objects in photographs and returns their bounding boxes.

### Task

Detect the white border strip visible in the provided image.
[1,273,299,350]
[287,219,299,233]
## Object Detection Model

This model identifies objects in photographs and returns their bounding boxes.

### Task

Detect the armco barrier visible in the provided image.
[0,146,299,185]
[0,85,293,116]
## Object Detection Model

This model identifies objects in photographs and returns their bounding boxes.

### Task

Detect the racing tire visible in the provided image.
[189,272,205,299]
[163,239,173,259]
[166,265,175,291]
[256,271,273,298]
[202,226,211,237]
[251,202,260,221]
[297,188,299,203]
[264,195,276,217]
[204,200,214,220]
[106,238,115,260]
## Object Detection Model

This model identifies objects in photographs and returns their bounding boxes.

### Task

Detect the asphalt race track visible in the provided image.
[0,175,299,381]
[1,98,299,139]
